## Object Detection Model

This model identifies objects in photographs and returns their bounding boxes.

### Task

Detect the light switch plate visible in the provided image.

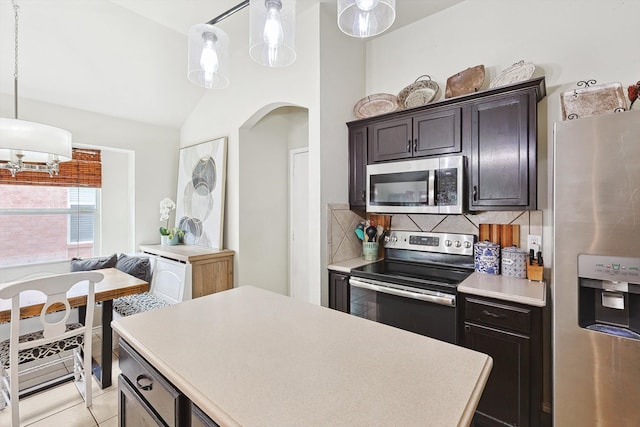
[527,234,542,254]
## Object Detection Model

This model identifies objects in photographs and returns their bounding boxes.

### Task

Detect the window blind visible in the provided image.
[0,148,102,188]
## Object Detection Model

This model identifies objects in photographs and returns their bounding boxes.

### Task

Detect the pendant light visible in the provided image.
[188,24,231,89]
[249,0,296,67]
[0,0,72,177]
[337,0,396,38]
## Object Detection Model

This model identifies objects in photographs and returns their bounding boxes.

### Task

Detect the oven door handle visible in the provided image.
[349,278,455,307]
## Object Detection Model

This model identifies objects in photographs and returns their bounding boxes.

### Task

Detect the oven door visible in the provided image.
[349,277,457,344]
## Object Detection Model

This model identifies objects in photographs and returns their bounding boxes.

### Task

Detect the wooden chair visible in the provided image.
[0,271,103,427]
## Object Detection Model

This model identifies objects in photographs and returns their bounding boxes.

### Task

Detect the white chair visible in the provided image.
[0,271,103,427]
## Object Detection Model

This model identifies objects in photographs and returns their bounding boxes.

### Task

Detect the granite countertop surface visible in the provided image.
[112,286,492,427]
[458,272,546,307]
[327,257,380,273]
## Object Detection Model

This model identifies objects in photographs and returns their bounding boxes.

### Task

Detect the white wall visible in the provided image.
[365,0,640,270]
[180,5,322,298]
[317,3,367,305]
[238,107,308,295]
[0,94,181,254]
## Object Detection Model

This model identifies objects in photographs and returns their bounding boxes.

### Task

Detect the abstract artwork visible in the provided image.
[175,137,227,249]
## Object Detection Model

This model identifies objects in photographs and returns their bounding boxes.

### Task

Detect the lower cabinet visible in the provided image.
[328,270,350,313]
[118,339,219,427]
[458,294,542,427]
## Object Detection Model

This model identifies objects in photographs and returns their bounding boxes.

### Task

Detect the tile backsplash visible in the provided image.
[327,205,542,264]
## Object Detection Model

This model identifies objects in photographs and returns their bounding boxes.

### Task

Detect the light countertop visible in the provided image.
[112,286,492,427]
[327,257,380,273]
[458,272,546,307]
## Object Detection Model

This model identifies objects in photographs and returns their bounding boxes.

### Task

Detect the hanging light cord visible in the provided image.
[12,0,19,119]
[206,0,249,25]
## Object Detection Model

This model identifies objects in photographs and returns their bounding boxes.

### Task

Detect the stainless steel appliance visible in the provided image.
[366,155,464,214]
[553,109,640,426]
[349,230,475,343]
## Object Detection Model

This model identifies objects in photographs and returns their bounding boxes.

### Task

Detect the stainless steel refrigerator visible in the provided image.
[553,109,640,426]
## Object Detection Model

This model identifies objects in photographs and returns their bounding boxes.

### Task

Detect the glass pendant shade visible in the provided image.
[337,0,396,38]
[0,118,72,163]
[249,0,296,67]
[188,24,230,89]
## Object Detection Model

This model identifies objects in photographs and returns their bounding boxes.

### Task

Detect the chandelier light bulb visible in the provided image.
[355,0,379,12]
[263,0,284,66]
[200,32,220,87]
[355,9,378,37]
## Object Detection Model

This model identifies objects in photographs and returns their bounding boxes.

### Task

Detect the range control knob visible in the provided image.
[391,235,398,243]
[444,240,452,247]
[454,241,462,248]
[464,241,472,249]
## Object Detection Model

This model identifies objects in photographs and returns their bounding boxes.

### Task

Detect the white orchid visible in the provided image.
[159,197,176,222]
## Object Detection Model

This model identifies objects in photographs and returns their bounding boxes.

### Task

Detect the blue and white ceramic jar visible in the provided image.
[474,241,501,275]
[501,246,528,278]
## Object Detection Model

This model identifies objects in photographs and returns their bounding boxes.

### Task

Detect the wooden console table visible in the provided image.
[139,245,234,298]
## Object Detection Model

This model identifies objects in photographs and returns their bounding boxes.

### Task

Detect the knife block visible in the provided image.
[527,264,544,282]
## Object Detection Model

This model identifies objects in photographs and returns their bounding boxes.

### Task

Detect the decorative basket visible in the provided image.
[397,75,439,109]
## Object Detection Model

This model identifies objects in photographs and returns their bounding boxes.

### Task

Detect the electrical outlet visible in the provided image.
[527,234,542,254]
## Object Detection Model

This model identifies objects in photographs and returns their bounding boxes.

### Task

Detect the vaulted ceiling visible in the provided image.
[0,0,462,128]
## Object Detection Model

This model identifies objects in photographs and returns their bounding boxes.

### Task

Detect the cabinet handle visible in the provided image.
[361,190,366,202]
[464,325,471,332]
[136,374,154,391]
[407,140,411,152]
[482,310,507,319]
[473,185,478,202]
[413,139,418,152]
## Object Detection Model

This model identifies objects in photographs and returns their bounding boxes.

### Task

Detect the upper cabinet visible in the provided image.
[348,125,368,211]
[346,77,546,212]
[369,107,463,162]
[469,91,537,210]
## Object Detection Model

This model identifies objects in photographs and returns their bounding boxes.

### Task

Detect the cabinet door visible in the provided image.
[413,107,462,157]
[369,117,413,162]
[348,125,368,210]
[464,323,531,427]
[328,271,350,313]
[469,92,536,210]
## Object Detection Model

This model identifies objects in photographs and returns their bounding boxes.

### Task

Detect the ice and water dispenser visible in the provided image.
[578,254,640,340]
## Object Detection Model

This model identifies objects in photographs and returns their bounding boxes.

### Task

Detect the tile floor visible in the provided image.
[0,330,119,427]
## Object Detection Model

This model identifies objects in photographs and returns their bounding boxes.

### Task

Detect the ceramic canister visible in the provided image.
[474,241,501,275]
[501,246,528,279]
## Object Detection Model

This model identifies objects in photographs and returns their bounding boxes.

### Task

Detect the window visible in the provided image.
[0,149,102,268]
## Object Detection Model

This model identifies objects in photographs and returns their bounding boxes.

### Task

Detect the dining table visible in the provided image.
[0,267,149,389]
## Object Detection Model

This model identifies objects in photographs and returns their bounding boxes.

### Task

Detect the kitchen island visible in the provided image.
[112,286,492,427]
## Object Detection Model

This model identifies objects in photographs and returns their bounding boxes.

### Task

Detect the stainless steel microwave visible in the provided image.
[366,155,464,214]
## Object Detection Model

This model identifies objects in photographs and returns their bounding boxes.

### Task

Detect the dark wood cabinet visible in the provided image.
[348,125,368,210]
[469,91,537,210]
[328,270,350,313]
[346,77,545,213]
[413,107,462,157]
[368,107,462,163]
[369,117,413,162]
[458,294,542,427]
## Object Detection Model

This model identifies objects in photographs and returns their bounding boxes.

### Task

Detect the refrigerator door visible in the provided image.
[553,109,640,426]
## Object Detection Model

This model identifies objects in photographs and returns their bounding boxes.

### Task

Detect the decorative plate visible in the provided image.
[560,80,627,120]
[353,93,399,119]
[397,75,440,109]
[445,65,485,98]
[489,60,536,88]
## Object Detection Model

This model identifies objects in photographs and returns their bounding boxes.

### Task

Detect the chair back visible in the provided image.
[0,272,104,352]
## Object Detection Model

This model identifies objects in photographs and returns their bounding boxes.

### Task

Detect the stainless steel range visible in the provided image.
[349,231,476,344]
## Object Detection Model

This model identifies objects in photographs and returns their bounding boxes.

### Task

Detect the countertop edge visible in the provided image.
[458,356,494,427]
[112,322,241,427]
[457,283,546,307]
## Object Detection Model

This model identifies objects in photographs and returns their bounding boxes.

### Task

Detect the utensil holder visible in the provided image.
[363,242,379,261]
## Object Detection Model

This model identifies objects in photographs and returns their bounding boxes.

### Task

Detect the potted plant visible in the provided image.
[167,228,184,246]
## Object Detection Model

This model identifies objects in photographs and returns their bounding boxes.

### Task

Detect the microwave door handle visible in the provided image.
[428,170,435,206]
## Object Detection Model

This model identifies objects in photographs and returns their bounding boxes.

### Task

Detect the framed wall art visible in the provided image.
[175,137,227,249]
